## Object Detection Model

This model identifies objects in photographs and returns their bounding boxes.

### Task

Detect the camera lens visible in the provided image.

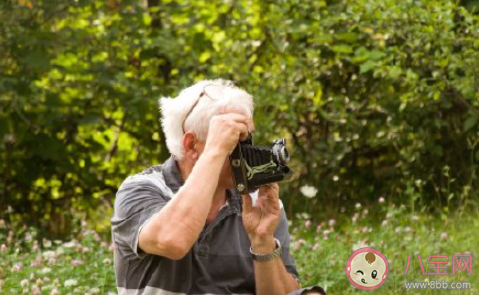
[272,139,290,164]
[279,146,290,164]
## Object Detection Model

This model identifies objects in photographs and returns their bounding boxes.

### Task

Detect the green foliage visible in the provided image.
[0,0,478,234]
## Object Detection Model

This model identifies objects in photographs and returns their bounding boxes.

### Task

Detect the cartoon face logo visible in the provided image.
[346,247,389,290]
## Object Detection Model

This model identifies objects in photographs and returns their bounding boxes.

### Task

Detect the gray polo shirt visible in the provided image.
[111,156,300,295]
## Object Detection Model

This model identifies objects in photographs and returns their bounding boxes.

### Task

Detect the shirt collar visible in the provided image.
[162,156,184,194]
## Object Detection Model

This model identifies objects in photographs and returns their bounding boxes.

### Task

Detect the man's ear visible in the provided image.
[182,132,200,161]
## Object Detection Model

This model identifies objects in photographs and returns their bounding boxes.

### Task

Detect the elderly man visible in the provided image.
[111,79,326,295]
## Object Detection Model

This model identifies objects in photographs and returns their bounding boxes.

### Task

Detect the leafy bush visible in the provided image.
[1,0,478,234]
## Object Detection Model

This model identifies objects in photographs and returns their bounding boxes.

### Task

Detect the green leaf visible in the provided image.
[332,44,353,54]
[80,114,103,125]
[310,34,333,44]
[463,114,478,132]
[360,60,377,73]
[199,51,212,63]
[335,32,359,43]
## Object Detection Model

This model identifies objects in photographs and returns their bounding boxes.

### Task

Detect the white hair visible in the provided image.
[159,79,254,160]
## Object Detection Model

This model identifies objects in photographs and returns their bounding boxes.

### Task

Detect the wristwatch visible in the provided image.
[250,238,283,262]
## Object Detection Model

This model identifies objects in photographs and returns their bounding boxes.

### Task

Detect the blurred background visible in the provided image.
[1,0,478,293]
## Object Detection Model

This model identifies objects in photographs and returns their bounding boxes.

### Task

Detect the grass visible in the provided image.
[0,223,116,294]
[291,200,479,294]
[1,200,478,294]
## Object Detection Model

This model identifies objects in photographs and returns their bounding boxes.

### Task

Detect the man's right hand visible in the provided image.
[204,112,249,157]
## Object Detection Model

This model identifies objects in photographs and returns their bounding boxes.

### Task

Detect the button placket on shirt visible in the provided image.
[195,205,237,257]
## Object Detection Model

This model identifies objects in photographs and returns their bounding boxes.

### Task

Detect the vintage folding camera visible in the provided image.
[229,133,293,194]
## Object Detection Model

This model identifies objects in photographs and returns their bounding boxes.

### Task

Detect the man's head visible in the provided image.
[159,79,254,187]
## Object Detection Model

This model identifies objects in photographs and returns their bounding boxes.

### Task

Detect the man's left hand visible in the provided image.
[242,184,281,253]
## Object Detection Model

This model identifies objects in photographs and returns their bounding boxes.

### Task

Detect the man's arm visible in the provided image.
[251,236,300,295]
[242,185,300,295]
[138,113,248,260]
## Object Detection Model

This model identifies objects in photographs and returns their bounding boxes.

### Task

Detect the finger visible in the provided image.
[216,111,248,123]
[256,193,266,208]
[263,183,279,196]
[242,194,253,214]
[217,107,249,118]
[256,187,272,208]
[259,184,280,208]
[236,122,249,141]
[259,184,277,198]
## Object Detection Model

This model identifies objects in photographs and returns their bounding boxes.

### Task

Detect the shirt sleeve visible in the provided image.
[274,207,301,283]
[111,175,171,258]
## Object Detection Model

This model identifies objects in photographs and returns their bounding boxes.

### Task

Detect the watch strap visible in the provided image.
[250,238,283,262]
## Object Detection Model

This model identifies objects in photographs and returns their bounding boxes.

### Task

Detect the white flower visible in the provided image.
[32,286,41,295]
[55,247,65,255]
[62,240,76,248]
[11,263,23,272]
[24,232,33,242]
[71,260,83,266]
[43,239,52,248]
[351,213,359,223]
[293,239,306,251]
[20,279,29,287]
[328,219,336,227]
[64,279,78,287]
[352,240,368,251]
[304,220,312,228]
[40,267,51,274]
[300,185,318,198]
[89,287,100,294]
[42,250,56,259]
[440,232,448,241]
[378,196,385,203]
[355,202,361,209]
[316,225,322,233]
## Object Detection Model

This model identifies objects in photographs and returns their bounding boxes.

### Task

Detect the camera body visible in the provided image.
[229,133,293,194]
